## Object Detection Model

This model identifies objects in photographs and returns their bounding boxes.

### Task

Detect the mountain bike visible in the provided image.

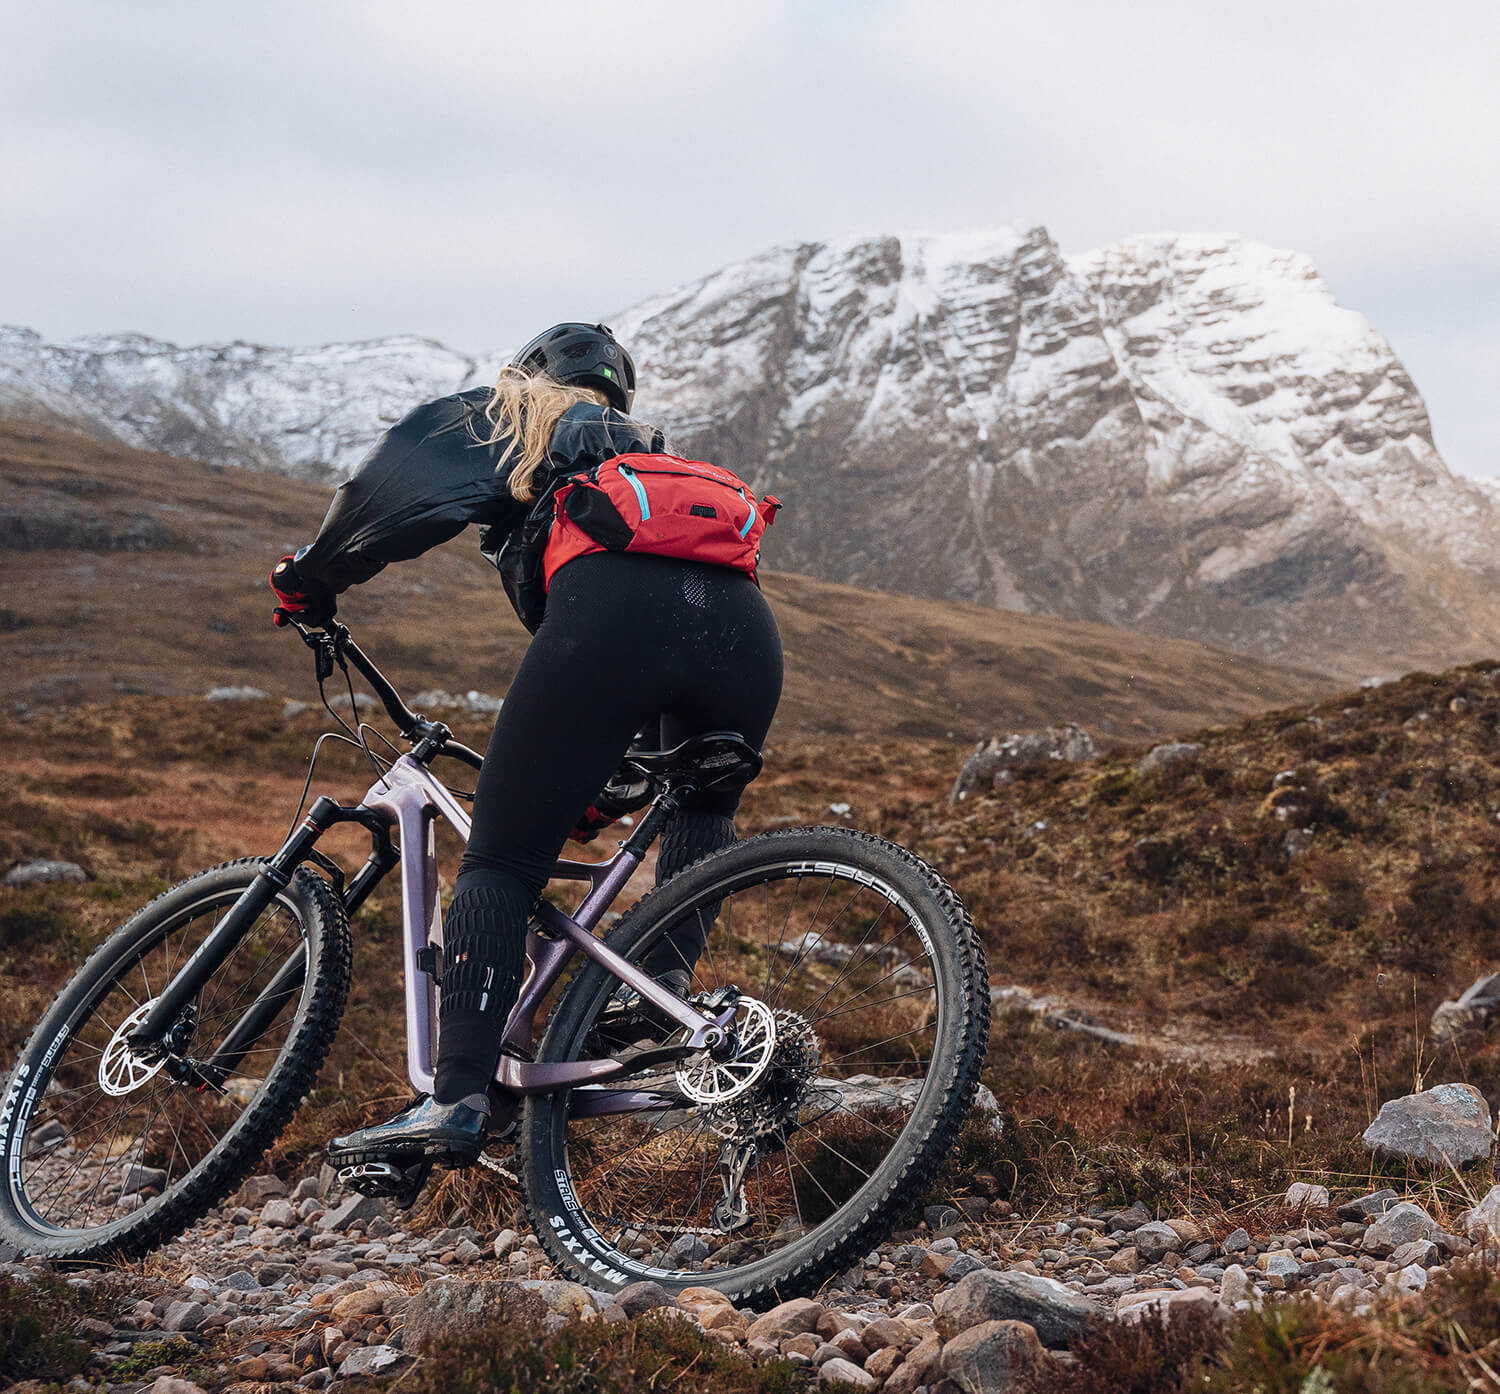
[0,622,989,1305]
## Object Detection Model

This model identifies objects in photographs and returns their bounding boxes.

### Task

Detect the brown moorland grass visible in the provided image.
[0,416,1328,738]
[5,661,1500,1237]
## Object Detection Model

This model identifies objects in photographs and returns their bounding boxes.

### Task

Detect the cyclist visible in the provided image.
[268,323,783,1171]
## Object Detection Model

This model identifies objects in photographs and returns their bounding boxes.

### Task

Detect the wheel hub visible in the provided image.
[99,1000,170,1097]
[705,1009,822,1141]
[675,997,776,1104]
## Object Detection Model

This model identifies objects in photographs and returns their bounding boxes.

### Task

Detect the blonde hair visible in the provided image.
[482,366,611,502]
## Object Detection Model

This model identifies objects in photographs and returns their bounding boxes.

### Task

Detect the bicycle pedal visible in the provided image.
[338,1158,432,1207]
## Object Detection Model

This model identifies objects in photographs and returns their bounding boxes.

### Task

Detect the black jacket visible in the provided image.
[294,390,664,631]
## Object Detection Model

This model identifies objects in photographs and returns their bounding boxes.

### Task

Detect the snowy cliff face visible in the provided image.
[615,229,1500,666]
[0,328,484,481]
[3,227,1495,669]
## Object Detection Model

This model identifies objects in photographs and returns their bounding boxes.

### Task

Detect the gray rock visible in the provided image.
[161,1300,206,1332]
[939,1319,1045,1393]
[492,1228,518,1260]
[746,1298,825,1343]
[818,1356,876,1390]
[1337,1188,1399,1221]
[951,724,1096,803]
[1109,1201,1152,1231]
[150,1380,209,1394]
[615,1281,675,1317]
[1431,972,1500,1044]
[204,686,269,701]
[1389,1239,1440,1268]
[1137,743,1201,777]
[1284,1183,1331,1210]
[1458,1184,1500,1237]
[402,1280,545,1354]
[261,1199,298,1228]
[339,1345,404,1377]
[934,1268,1096,1347]
[947,1253,987,1280]
[4,859,87,885]
[1119,1287,1224,1325]
[123,1163,168,1193]
[666,1233,709,1265]
[1219,1264,1252,1307]
[1362,1083,1493,1168]
[317,1194,386,1233]
[1363,1202,1441,1257]
[1132,1222,1181,1264]
[236,1174,289,1205]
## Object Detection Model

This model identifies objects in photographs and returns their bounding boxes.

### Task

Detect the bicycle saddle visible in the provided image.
[621,731,762,792]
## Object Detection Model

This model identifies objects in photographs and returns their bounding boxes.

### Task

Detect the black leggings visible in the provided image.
[434,551,783,1104]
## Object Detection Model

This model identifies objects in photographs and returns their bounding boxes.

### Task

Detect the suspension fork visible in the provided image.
[128,797,393,1056]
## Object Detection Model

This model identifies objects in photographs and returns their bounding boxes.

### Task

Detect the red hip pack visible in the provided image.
[543,453,782,590]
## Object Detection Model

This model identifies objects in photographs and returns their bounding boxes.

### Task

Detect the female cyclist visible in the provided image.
[267,323,783,1171]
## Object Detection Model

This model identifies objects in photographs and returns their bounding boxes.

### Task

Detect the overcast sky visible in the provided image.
[5,0,1497,477]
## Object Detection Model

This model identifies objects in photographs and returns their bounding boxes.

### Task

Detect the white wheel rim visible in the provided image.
[98,999,169,1097]
[676,997,776,1104]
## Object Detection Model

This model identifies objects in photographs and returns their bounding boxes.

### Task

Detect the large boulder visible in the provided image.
[400,1279,546,1353]
[934,1268,1096,1348]
[939,1320,1045,1394]
[950,724,1096,802]
[1361,1084,1493,1168]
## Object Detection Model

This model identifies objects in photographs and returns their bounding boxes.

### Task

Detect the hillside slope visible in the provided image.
[4,230,1496,677]
[0,420,1325,740]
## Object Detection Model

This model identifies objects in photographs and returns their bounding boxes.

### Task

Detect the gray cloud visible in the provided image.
[4,0,1496,475]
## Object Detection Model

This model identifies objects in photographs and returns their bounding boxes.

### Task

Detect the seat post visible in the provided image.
[619,786,687,858]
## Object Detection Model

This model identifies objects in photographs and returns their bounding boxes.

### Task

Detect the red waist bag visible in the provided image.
[543,452,781,590]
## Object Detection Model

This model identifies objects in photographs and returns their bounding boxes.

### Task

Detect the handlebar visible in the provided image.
[291,620,486,772]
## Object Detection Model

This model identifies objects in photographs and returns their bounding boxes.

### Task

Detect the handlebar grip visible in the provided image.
[442,741,485,772]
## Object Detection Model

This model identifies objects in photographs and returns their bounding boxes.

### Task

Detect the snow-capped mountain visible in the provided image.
[3,227,1496,671]
[0,329,483,481]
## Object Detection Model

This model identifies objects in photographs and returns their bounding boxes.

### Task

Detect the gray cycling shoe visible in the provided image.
[590,968,694,1053]
[327,1093,489,1169]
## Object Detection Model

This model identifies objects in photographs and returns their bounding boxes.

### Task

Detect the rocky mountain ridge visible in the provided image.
[4,226,1496,674]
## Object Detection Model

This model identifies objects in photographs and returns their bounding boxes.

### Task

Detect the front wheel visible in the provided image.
[521,827,989,1306]
[0,860,351,1260]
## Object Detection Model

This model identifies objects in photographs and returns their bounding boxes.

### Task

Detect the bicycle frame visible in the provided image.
[129,750,738,1128]
[358,753,735,1104]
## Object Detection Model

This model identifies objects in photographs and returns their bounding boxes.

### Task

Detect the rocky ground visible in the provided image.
[8,1160,1498,1394]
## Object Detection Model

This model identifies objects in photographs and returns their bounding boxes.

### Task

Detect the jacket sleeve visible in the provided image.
[293,393,522,594]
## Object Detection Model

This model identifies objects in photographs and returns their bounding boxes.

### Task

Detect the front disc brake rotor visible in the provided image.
[99,999,170,1097]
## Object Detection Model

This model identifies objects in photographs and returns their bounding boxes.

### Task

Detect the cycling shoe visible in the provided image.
[326,1093,489,1170]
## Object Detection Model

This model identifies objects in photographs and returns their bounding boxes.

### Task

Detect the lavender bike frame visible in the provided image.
[359,755,736,1111]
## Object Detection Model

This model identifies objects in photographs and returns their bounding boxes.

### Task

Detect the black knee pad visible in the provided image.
[439,884,527,1016]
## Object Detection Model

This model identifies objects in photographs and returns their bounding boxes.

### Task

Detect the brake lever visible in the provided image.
[292,621,339,684]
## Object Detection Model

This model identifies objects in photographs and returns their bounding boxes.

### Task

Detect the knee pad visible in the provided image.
[440,884,528,1016]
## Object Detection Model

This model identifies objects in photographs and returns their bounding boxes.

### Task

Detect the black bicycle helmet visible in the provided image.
[509,322,637,413]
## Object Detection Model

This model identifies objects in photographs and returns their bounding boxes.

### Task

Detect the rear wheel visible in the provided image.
[0,860,350,1259]
[521,826,988,1306]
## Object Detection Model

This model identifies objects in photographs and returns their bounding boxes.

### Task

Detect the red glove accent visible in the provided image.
[568,805,616,845]
[270,555,334,628]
